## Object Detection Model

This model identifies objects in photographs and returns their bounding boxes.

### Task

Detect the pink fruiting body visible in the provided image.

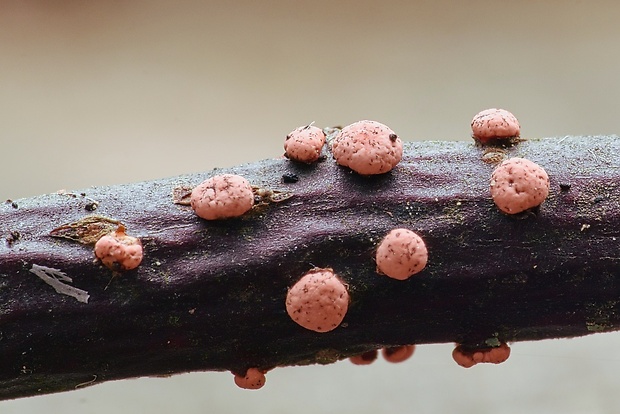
[490,157,550,214]
[190,174,254,220]
[285,268,350,333]
[94,225,143,271]
[471,108,520,143]
[349,350,379,365]
[233,368,266,390]
[452,343,511,368]
[382,345,416,363]
[375,228,428,280]
[284,124,326,163]
[331,120,403,175]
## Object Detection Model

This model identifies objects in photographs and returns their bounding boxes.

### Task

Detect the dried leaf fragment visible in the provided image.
[50,215,122,245]
[251,186,294,205]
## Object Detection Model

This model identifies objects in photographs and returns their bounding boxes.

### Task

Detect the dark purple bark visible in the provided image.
[1,136,619,400]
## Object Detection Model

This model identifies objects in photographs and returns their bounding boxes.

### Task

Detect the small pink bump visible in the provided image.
[452,343,511,368]
[285,268,350,333]
[284,124,326,163]
[471,108,520,143]
[233,368,266,390]
[382,345,415,363]
[331,120,403,175]
[190,174,254,220]
[490,157,550,214]
[349,350,379,365]
[375,228,428,280]
[94,225,143,271]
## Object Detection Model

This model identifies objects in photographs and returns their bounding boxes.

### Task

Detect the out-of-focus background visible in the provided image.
[2,1,620,412]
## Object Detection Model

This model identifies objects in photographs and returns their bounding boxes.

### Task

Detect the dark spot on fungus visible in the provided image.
[282,173,299,184]
[382,345,416,363]
[359,350,378,362]
[383,347,400,357]
[349,349,379,365]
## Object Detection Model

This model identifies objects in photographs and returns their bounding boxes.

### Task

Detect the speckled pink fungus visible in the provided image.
[331,120,403,175]
[375,228,428,280]
[349,350,379,365]
[233,368,266,390]
[190,174,254,220]
[452,343,511,368]
[382,345,416,363]
[285,268,350,333]
[471,108,520,143]
[490,157,550,214]
[94,225,143,271]
[284,124,326,163]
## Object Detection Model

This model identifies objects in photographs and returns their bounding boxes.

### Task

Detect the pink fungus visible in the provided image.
[284,124,326,163]
[349,350,379,365]
[452,343,511,368]
[331,120,403,175]
[190,174,254,220]
[233,368,266,390]
[285,268,350,333]
[382,345,416,363]
[94,225,143,271]
[490,157,550,214]
[471,108,520,143]
[375,228,428,280]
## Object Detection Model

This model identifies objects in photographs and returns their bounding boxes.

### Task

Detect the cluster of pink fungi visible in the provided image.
[82,112,540,390]
[184,111,548,389]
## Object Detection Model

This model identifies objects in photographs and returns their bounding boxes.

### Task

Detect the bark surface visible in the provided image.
[1,136,619,400]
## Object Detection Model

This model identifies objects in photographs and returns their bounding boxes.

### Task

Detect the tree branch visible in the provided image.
[1,136,619,400]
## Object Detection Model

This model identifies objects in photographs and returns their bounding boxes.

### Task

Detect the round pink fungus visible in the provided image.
[382,345,416,363]
[190,174,254,220]
[233,368,266,390]
[94,226,143,271]
[285,268,350,333]
[471,108,520,143]
[490,157,550,214]
[376,228,428,280]
[331,120,403,175]
[349,350,379,365]
[452,343,511,368]
[284,124,326,163]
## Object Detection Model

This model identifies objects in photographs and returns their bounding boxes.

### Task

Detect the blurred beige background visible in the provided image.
[2,1,620,413]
